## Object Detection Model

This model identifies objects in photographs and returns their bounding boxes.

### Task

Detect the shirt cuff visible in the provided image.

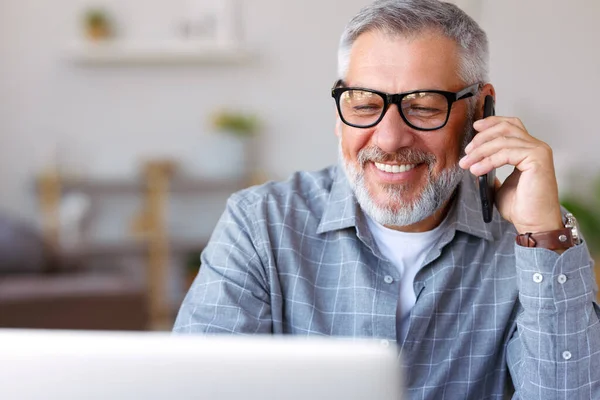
[515,242,596,311]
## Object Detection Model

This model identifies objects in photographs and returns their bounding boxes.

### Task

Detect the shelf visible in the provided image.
[37,176,249,195]
[65,40,253,66]
[61,239,208,259]
[0,273,145,302]
[34,167,251,330]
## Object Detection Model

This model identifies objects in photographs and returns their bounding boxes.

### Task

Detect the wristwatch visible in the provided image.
[515,213,581,250]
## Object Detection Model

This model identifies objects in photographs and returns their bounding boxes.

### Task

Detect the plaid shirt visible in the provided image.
[174,165,600,399]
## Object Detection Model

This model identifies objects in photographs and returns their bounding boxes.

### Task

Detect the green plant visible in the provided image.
[84,8,110,28]
[211,110,260,137]
[561,176,600,255]
[186,251,202,272]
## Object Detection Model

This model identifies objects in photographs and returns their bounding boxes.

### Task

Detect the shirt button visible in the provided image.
[380,340,390,348]
[384,275,394,284]
[533,273,543,283]
[562,351,572,360]
[557,274,568,284]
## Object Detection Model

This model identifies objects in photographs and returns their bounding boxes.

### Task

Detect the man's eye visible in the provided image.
[406,106,442,116]
[353,105,382,113]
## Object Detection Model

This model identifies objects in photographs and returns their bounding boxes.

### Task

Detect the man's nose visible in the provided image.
[372,104,416,153]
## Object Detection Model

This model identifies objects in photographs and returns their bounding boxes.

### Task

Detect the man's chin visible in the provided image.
[371,198,414,213]
[361,194,412,218]
[365,181,420,207]
[343,156,465,227]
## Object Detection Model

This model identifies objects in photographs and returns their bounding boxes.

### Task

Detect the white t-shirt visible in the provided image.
[365,214,449,343]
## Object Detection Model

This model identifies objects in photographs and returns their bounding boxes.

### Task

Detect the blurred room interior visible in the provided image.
[1,0,599,331]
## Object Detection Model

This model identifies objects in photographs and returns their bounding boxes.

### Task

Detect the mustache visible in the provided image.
[357,146,436,167]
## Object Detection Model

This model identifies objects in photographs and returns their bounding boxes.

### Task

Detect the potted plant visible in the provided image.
[185,251,202,290]
[211,109,260,138]
[83,8,112,41]
[561,176,600,256]
[561,176,600,301]
[197,109,260,180]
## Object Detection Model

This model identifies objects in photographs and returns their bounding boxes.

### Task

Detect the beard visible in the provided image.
[340,117,474,228]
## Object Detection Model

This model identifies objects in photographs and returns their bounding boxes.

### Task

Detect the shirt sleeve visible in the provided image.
[172,194,272,334]
[507,241,600,399]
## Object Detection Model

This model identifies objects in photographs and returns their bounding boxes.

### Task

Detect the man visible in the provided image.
[174,0,600,398]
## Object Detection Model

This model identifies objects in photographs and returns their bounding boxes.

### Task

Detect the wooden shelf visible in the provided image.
[35,166,251,330]
[65,40,253,66]
[62,239,207,259]
[55,176,249,195]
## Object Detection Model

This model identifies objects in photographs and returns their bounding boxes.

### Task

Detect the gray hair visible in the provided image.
[338,0,489,86]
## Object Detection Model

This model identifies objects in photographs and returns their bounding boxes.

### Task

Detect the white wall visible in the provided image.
[0,0,371,222]
[2,0,598,224]
[479,0,600,193]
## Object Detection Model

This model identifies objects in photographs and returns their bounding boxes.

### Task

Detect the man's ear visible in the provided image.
[335,117,342,138]
[474,83,496,120]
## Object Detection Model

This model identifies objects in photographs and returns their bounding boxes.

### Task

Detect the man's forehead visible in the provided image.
[345,30,463,92]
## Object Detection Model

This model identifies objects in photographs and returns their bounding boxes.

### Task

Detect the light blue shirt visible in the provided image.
[365,211,449,343]
[174,165,600,399]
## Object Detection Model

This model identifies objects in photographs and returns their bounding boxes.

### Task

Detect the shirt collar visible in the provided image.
[316,165,359,234]
[449,172,498,241]
[317,165,498,242]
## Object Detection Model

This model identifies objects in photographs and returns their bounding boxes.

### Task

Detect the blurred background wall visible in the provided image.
[479,0,600,193]
[0,0,369,223]
[1,0,599,221]
[0,0,598,330]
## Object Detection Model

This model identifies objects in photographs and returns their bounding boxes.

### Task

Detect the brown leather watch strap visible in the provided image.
[515,228,575,250]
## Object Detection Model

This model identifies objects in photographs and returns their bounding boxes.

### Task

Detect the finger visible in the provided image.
[466,120,533,154]
[473,116,527,132]
[463,146,537,176]
[505,117,526,130]
[462,136,535,169]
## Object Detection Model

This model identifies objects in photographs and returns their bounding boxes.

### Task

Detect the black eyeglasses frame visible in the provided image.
[331,80,481,131]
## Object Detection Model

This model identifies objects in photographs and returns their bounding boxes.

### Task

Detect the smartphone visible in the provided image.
[479,95,495,223]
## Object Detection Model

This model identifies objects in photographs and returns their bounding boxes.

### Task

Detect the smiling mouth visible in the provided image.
[373,162,418,173]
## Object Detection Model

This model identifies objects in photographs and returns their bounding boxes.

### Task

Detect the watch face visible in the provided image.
[572,225,581,244]
[565,213,581,244]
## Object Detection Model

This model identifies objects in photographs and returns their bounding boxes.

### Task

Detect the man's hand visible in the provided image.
[459,116,563,234]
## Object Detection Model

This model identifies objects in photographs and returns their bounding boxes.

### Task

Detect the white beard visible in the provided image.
[339,142,465,228]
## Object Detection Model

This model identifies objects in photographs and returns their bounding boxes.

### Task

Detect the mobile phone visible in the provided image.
[479,95,495,223]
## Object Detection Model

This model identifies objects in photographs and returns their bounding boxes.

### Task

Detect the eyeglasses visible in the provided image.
[331,81,480,131]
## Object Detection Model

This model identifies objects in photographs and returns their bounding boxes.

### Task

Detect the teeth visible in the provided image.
[374,162,416,173]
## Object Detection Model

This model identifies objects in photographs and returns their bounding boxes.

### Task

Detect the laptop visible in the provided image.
[0,329,403,400]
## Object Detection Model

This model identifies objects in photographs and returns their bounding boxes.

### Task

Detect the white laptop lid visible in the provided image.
[0,329,403,400]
